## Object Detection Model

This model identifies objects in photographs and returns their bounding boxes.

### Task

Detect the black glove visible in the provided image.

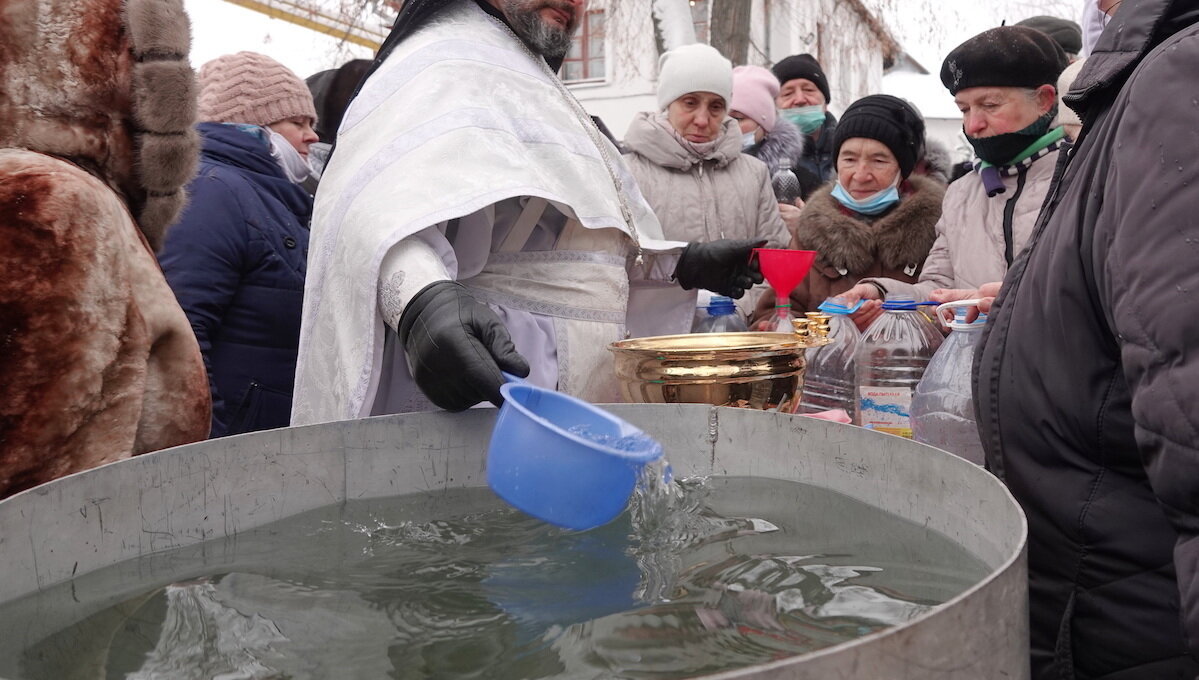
[672,239,767,299]
[398,281,531,411]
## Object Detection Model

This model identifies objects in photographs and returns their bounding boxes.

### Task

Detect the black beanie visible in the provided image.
[771,54,831,104]
[832,95,925,178]
[940,26,1068,95]
[1015,15,1083,56]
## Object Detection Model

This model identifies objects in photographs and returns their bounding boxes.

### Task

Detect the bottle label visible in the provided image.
[858,387,913,438]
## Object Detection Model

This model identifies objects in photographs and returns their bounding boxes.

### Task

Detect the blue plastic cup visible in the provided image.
[487,375,664,531]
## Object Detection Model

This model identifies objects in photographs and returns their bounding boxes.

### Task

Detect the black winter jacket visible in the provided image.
[976,1,1199,678]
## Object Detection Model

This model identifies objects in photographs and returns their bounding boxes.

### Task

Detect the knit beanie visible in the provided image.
[197,51,317,126]
[832,95,926,178]
[731,66,780,133]
[770,54,831,104]
[656,44,733,111]
[1015,15,1083,56]
[941,26,1068,95]
[1054,58,1086,128]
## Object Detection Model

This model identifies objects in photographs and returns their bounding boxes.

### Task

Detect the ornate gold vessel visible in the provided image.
[609,316,831,414]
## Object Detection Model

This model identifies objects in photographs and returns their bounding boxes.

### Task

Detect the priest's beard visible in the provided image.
[500,0,578,61]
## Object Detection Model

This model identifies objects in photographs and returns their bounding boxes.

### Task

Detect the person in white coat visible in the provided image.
[292,0,764,422]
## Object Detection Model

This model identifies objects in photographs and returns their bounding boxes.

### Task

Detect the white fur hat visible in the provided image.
[1054,58,1086,128]
[656,43,733,111]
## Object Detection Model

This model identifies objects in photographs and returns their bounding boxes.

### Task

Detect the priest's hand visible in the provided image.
[673,239,767,299]
[398,281,531,411]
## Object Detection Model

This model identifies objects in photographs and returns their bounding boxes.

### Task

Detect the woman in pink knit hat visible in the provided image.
[157,52,319,437]
[730,64,819,237]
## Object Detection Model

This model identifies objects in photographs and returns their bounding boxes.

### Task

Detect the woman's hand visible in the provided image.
[929,282,1002,322]
[836,284,885,332]
[777,197,805,234]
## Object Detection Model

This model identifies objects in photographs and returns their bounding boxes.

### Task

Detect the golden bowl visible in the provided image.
[608,332,813,413]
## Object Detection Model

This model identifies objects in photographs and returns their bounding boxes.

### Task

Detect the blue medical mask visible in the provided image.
[830,176,901,216]
[781,105,826,134]
[741,131,758,150]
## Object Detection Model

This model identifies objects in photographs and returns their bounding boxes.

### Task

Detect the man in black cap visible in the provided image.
[771,53,836,195]
[1015,15,1084,61]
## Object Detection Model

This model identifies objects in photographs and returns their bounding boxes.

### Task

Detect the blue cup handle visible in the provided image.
[501,371,525,385]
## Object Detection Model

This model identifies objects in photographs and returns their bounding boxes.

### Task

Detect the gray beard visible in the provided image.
[500,0,575,61]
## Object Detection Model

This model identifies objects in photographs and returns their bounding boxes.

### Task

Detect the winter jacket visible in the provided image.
[975,0,1199,677]
[798,112,838,192]
[864,143,1060,301]
[749,175,943,325]
[624,113,789,247]
[0,0,209,499]
[623,113,790,318]
[160,123,313,438]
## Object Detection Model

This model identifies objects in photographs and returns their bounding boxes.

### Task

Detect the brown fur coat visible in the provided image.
[0,0,210,498]
[751,174,945,324]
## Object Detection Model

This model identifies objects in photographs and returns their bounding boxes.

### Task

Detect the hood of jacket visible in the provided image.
[750,116,805,173]
[0,0,199,250]
[623,112,742,171]
[797,174,945,274]
[198,123,313,223]
[1067,0,1199,126]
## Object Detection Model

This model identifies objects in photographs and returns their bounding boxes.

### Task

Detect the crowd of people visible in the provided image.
[1,0,1197,676]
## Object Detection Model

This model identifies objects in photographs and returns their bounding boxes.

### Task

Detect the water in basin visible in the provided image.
[0,476,988,679]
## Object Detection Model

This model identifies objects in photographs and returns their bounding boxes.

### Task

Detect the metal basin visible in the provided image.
[0,406,1028,679]
[610,332,813,412]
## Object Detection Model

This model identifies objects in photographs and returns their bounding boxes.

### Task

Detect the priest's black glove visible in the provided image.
[672,239,767,299]
[398,281,531,411]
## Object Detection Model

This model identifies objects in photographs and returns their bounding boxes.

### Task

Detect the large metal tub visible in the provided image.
[0,406,1027,679]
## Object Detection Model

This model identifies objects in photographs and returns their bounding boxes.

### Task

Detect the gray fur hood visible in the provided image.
[750,116,805,173]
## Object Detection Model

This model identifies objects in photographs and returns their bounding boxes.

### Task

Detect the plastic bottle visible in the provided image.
[911,303,987,464]
[692,296,748,333]
[854,295,943,438]
[770,165,802,205]
[799,305,860,414]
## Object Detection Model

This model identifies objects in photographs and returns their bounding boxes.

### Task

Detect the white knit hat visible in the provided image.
[656,44,733,111]
[1054,58,1085,128]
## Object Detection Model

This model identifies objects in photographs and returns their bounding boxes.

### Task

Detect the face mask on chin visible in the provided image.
[741,131,758,151]
[830,174,901,216]
[781,105,826,134]
[966,108,1057,166]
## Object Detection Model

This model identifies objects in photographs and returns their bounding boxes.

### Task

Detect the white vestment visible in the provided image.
[293,1,692,425]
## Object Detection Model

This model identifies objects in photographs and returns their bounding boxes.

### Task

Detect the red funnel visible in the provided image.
[754,248,816,297]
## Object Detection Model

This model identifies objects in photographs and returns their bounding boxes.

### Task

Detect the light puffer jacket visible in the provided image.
[865,145,1061,301]
[623,113,789,248]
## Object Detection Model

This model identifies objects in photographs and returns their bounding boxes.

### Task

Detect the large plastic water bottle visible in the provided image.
[911,302,987,464]
[692,296,748,333]
[799,305,860,414]
[854,295,943,438]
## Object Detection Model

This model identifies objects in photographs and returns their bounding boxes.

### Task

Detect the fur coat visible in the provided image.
[751,174,945,324]
[0,0,210,498]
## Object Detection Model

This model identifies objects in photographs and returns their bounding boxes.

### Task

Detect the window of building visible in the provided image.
[561,10,606,83]
[690,0,710,44]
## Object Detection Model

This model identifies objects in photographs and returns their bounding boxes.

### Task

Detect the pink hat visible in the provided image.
[731,65,780,133]
[197,51,317,126]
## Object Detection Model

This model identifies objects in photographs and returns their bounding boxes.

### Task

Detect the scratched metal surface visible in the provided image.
[0,406,1029,679]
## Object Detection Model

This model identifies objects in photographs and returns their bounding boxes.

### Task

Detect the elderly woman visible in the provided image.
[839,26,1069,328]
[158,52,319,437]
[728,65,811,237]
[748,95,944,329]
[623,43,789,320]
